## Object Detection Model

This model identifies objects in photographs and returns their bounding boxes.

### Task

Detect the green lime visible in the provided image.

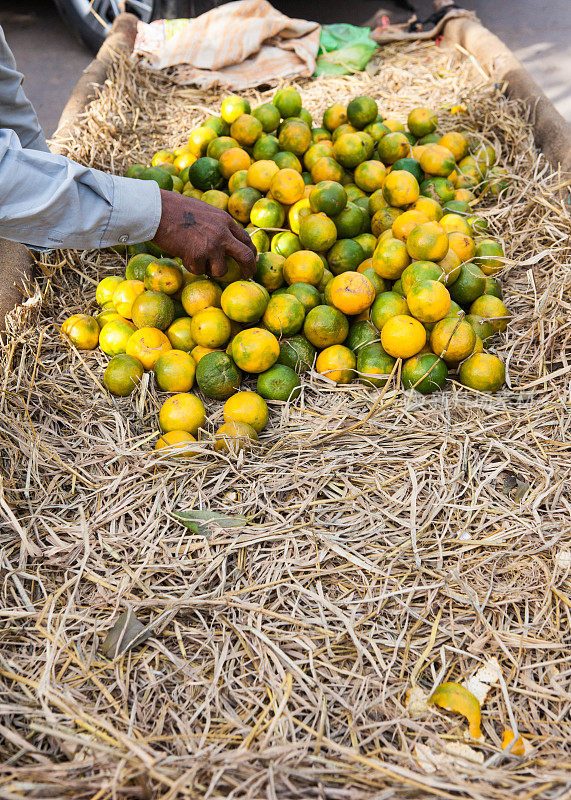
[391,158,424,184]
[276,336,316,374]
[357,342,396,387]
[283,282,321,313]
[196,351,242,399]
[449,264,486,306]
[257,363,302,400]
[346,320,379,351]
[140,166,173,191]
[189,157,223,191]
[402,353,448,394]
[125,163,145,178]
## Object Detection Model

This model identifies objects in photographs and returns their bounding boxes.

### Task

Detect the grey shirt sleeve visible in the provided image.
[0,24,162,250]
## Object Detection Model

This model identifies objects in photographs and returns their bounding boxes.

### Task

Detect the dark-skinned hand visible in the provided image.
[151,190,257,278]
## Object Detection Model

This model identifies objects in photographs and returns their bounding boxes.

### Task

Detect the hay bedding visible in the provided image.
[1,41,570,800]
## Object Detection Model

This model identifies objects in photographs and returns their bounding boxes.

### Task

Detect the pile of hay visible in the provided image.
[1,41,570,799]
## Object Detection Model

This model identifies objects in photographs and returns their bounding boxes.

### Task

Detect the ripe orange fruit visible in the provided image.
[279,119,312,155]
[154,350,196,392]
[201,189,229,211]
[438,132,469,161]
[381,315,426,358]
[330,271,375,315]
[304,140,334,170]
[187,127,217,156]
[144,260,183,295]
[310,156,344,184]
[191,345,217,363]
[246,159,279,191]
[223,391,269,432]
[316,345,356,384]
[377,132,411,165]
[214,420,258,453]
[282,250,324,285]
[406,279,451,323]
[159,392,206,434]
[448,231,476,262]
[255,252,285,292]
[181,279,222,316]
[406,222,449,261]
[228,187,263,223]
[420,144,456,177]
[440,213,472,236]
[430,317,476,364]
[220,280,269,323]
[262,294,305,337]
[383,170,420,207]
[400,261,445,294]
[98,319,136,356]
[287,197,311,235]
[459,353,505,392]
[354,160,386,193]
[166,317,195,352]
[96,309,126,329]
[411,196,443,221]
[372,237,410,280]
[407,107,438,138]
[61,314,100,349]
[270,168,305,204]
[155,430,198,456]
[190,307,232,348]
[323,104,348,131]
[437,248,462,285]
[230,114,263,146]
[221,95,251,124]
[231,328,280,373]
[126,327,172,370]
[103,354,144,396]
[250,198,285,228]
[228,169,248,192]
[299,213,337,252]
[391,210,429,242]
[112,280,145,319]
[96,275,123,306]
[218,147,251,179]
[333,133,368,168]
[131,290,174,330]
[469,295,510,332]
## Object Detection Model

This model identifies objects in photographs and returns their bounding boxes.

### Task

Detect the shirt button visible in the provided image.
[118,234,128,243]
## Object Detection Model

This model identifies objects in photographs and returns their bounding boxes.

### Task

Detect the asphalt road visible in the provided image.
[1,0,569,138]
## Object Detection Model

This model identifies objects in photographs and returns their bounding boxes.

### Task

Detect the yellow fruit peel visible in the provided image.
[501,729,526,756]
[429,682,482,739]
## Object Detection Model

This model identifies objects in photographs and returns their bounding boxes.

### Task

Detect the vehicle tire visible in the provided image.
[54,0,220,54]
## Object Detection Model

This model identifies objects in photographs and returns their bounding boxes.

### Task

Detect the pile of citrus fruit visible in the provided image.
[61,88,511,455]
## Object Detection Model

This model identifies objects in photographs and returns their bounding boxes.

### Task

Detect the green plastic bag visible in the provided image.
[314,23,378,77]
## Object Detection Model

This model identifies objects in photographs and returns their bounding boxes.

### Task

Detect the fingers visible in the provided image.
[186,254,207,275]
[208,249,228,279]
[228,218,257,256]
[225,235,257,278]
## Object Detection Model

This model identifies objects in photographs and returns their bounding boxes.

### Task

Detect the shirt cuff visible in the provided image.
[102,176,162,247]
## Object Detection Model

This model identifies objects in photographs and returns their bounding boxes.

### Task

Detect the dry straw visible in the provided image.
[1,41,570,799]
